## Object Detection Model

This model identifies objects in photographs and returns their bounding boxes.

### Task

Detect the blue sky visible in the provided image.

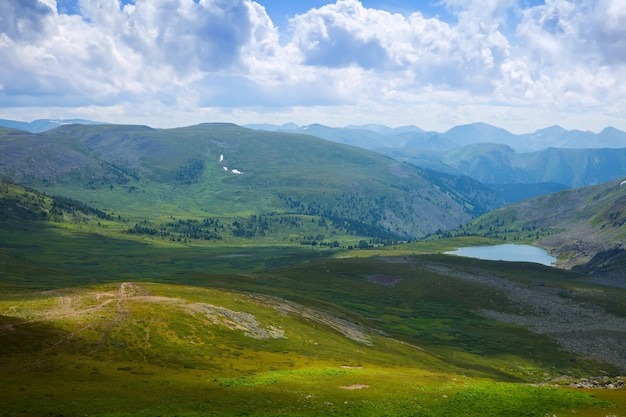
[1,0,625,133]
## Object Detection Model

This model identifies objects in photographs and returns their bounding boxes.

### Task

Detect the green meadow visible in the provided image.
[1,220,625,416]
[0,178,625,416]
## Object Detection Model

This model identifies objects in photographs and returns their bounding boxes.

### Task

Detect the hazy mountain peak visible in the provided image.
[533,125,566,134]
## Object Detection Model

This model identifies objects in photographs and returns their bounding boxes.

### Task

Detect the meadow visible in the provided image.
[1,215,625,416]
[0,176,624,416]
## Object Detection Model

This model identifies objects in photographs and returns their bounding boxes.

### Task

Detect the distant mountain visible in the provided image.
[0,123,505,239]
[5,119,626,151]
[441,123,519,148]
[248,122,626,152]
[519,126,626,151]
[0,118,105,133]
[383,144,626,188]
[463,178,626,275]
[247,123,448,151]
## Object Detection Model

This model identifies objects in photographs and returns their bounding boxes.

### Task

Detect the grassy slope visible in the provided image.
[3,123,499,238]
[454,178,626,270]
[1,166,625,416]
[0,280,619,417]
[1,217,625,415]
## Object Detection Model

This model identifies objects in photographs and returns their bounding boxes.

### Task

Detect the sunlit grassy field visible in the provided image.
[1,213,625,416]
[0,175,624,416]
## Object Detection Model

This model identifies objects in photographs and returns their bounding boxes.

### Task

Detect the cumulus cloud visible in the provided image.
[0,0,625,132]
[0,0,55,41]
[0,0,280,108]
[115,0,254,73]
[289,0,511,95]
[513,0,626,110]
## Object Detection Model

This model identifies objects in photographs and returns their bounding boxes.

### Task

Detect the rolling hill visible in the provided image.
[1,179,626,416]
[459,178,626,278]
[3,121,626,416]
[0,123,505,240]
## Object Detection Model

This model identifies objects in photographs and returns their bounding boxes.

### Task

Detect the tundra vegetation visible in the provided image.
[1,177,625,416]
[1,123,626,416]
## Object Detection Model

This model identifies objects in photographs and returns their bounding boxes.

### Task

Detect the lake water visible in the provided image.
[444,244,556,266]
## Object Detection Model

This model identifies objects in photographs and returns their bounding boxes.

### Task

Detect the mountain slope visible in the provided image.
[462,178,626,273]
[2,164,625,416]
[384,144,626,188]
[0,123,501,239]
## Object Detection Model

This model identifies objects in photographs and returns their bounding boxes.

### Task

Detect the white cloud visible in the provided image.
[0,0,55,41]
[0,0,626,133]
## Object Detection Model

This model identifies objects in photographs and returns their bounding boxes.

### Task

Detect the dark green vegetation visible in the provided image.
[0,123,507,241]
[456,178,626,276]
[1,177,625,416]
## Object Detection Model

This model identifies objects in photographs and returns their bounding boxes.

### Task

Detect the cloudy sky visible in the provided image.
[1,0,625,133]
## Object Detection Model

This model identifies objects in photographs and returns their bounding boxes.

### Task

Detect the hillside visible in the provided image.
[384,143,626,188]
[1,191,626,415]
[459,178,626,276]
[0,123,504,240]
[1,159,626,415]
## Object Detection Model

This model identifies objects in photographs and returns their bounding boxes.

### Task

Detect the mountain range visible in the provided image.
[2,120,626,416]
[384,144,626,188]
[4,118,626,152]
[247,121,626,152]
[252,122,626,190]
[0,123,505,239]
[3,120,626,265]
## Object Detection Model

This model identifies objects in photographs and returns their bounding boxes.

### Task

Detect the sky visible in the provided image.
[1,0,625,133]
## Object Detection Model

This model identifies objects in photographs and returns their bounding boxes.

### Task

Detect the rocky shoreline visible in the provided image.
[544,376,626,389]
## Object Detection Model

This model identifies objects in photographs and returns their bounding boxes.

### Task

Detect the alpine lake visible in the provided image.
[444,243,557,266]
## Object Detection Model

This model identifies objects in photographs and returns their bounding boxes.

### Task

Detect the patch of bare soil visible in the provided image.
[187,303,285,339]
[340,384,369,390]
[366,274,403,286]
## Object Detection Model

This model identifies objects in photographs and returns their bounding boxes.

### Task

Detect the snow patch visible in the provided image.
[218,153,243,174]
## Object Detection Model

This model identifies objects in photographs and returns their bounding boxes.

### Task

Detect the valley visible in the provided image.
[1,122,625,416]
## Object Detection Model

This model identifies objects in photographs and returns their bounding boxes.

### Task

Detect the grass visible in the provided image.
[1,184,625,416]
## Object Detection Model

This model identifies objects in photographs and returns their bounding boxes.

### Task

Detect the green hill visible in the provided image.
[1,123,504,241]
[1,198,625,415]
[2,130,626,416]
[458,178,626,275]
